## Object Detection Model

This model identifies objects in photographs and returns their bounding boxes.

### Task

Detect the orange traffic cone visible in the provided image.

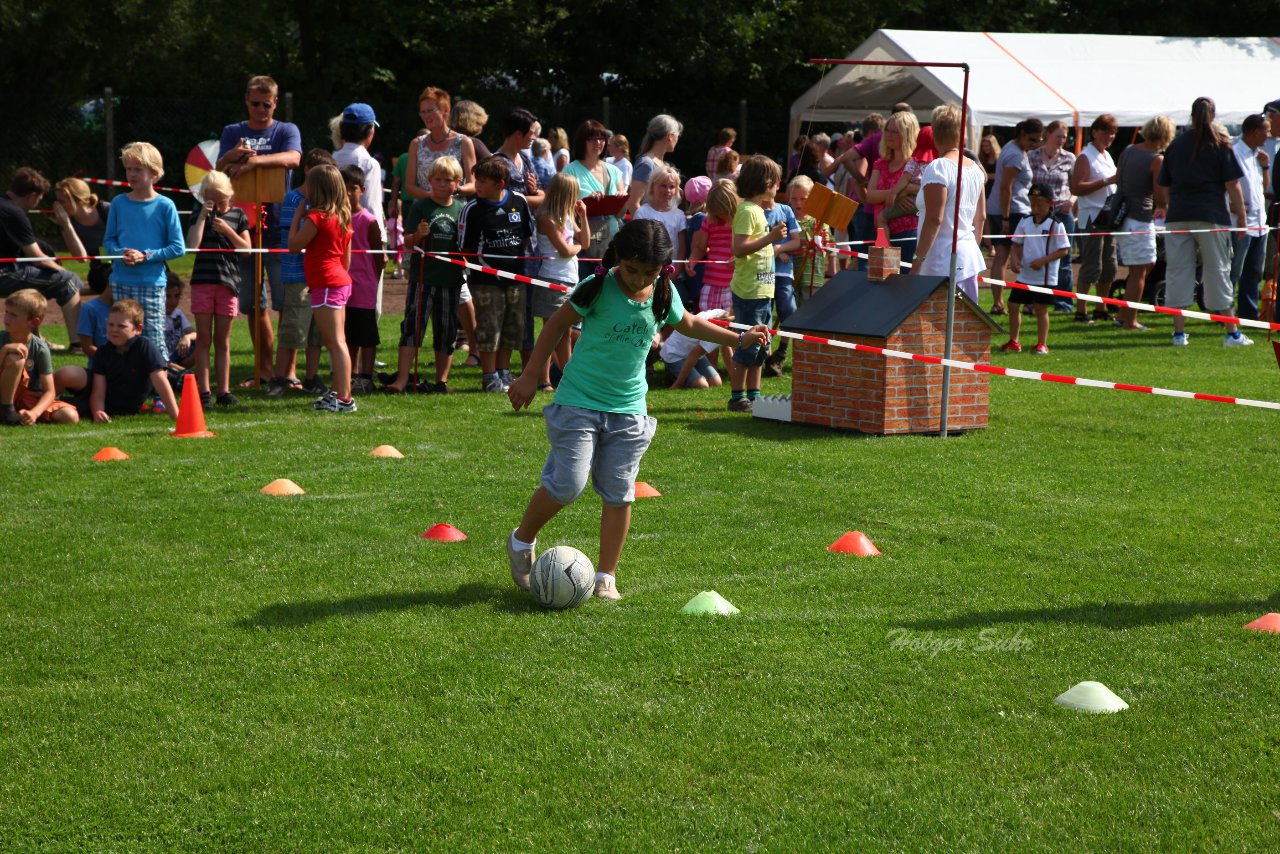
[93,446,130,462]
[1244,613,1280,633]
[170,374,215,438]
[421,523,467,541]
[634,481,662,498]
[260,478,305,496]
[828,531,881,556]
[369,445,404,458]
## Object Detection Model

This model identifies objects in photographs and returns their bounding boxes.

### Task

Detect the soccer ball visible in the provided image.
[530,546,594,610]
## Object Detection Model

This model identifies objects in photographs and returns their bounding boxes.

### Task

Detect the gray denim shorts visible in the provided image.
[541,403,657,506]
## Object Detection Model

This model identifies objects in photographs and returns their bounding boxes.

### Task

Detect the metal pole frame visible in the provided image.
[807,58,972,437]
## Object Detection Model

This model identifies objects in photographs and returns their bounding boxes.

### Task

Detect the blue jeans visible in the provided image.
[849,208,875,271]
[1231,232,1265,320]
[773,275,796,325]
[1053,211,1075,311]
[893,229,917,266]
[238,253,284,313]
[730,295,772,366]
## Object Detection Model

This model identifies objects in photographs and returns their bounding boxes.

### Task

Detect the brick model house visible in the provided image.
[769,270,1002,435]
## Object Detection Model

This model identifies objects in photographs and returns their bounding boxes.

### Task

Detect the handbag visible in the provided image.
[1106,189,1128,229]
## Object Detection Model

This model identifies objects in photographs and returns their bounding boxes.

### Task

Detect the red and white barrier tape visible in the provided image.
[842,249,1280,333]
[417,249,570,292]
[711,319,1280,412]
[82,177,194,195]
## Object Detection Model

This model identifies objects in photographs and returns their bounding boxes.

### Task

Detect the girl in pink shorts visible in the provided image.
[186,171,251,406]
[289,164,355,412]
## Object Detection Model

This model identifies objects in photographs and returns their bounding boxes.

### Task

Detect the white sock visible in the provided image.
[595,571,613,583]
[510,529,535,551]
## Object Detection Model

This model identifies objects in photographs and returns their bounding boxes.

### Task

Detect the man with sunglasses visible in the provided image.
[216,75,303,384]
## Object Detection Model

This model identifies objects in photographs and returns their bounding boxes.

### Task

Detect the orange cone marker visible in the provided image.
[1245,613,1280,633]
[93,447,130,462]
[421,523,467,542]
[260,478,305,496]
[634,481,662,498]
[369,444,404,458]
[828,531,881,556]
[874,227,891,248]
[170,374,215,438]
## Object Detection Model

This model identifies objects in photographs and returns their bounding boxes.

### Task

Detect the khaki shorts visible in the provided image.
[278,281,322,350]
[471,283,526,352]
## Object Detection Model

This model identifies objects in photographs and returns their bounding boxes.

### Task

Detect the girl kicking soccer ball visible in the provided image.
[506,219,771,600]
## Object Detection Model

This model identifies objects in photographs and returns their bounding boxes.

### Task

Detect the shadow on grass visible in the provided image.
[677,414,873,441]
[905,592,1280,631]
[236,582,538,629]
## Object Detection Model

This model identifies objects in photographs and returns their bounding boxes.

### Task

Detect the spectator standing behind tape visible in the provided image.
[52,177,110,297]
[1260,100,1280,303]
[1112,115,1174,330]
[1071,114,1120,323]
[986,118,1043,315]
[1230,114,1271,321]
[1029,121,1079,315]
[625,114,682,217]
[911,103,987,303]
[1157,96,1250,347]
[562,119,624,280]
[865,111,922,264]
[452,100,493,165]
[406,87,478,200]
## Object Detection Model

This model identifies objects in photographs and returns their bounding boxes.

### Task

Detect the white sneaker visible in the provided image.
[593,575,622,601]
[1171,332,1190,347]
[507,530,533,591]
[1223,332,1255,347]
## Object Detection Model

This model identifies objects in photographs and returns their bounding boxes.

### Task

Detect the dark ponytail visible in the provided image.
[570,218,674,322]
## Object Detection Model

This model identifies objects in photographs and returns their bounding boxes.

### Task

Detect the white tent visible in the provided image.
[790,30,1280,144]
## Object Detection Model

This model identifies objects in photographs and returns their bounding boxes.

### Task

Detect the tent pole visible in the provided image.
[939,64,970,438]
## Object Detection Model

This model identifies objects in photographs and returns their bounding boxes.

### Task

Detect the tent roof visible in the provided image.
[791,30,1280,130]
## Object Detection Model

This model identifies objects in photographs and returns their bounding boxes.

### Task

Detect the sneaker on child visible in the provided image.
[593,575,622,601]
[507,530,534,591]
[1223,331,1254,347]
[1171,332,1189,347]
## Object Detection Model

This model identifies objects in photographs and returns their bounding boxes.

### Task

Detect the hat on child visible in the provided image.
[1027,183,1052,203]
[684,175,713,206]
[342,103,380,127]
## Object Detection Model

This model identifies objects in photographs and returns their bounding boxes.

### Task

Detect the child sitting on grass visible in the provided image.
[660,308,727,389]
[0,289,79,425]
[163,272,195,388]
[340,165,384,394]
[57,298,179,424]
[1003,184,1070,356]
[505,219,770,601]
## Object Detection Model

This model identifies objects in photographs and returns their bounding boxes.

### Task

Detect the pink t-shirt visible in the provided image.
[700,217,734,289]
[348,207,379,309]
[872,157,923,235]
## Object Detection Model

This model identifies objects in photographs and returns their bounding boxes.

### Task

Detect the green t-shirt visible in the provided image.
[0,330,51,392]
[406,196,465,288]
[554,271,684,415]
[731,200,775,299]
[393,153,412,203]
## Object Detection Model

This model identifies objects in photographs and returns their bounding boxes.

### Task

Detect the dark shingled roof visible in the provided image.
[782,270,1003,338]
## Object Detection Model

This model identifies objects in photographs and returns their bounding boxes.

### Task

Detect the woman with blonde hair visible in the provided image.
[52,177,109,312]
[1112,115,1174,329]
[865,110,922,262]
[911,104,986,302]
[452,100,492,162]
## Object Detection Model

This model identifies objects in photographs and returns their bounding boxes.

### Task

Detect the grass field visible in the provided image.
[3,301,1279,849]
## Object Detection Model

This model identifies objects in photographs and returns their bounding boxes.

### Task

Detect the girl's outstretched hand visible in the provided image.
[507,372,538,410]
[744,324,772,347]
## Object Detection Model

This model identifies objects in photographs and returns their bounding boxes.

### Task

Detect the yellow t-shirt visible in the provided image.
[730,200,775,299]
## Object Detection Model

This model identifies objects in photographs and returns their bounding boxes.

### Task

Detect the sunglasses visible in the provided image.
[249,100,275,109]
